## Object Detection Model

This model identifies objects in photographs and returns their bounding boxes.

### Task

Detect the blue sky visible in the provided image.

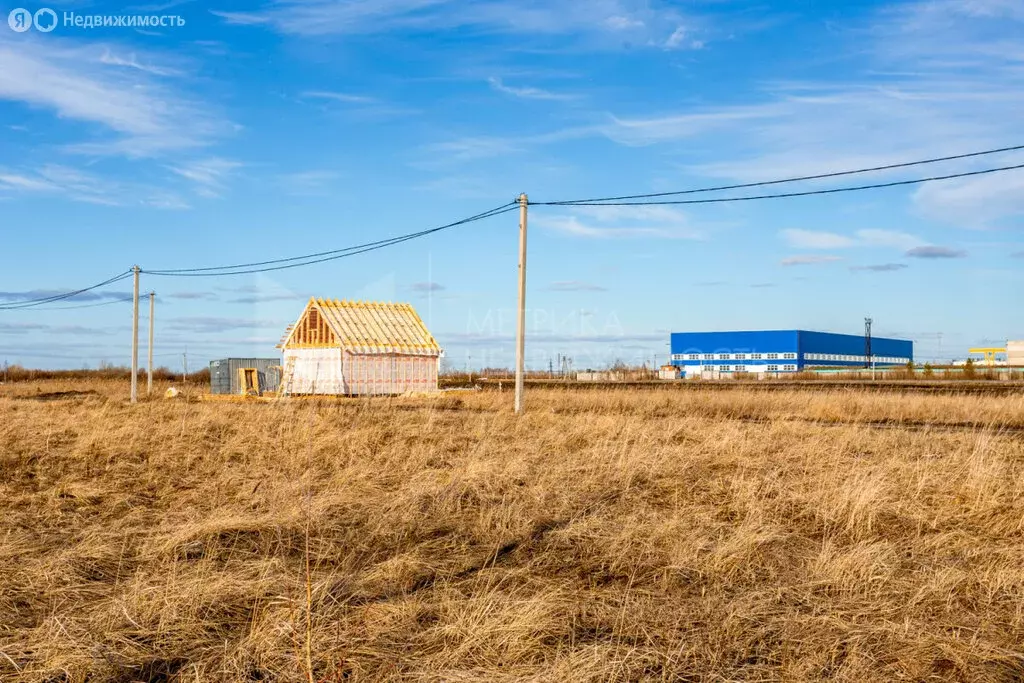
[1,0,1022,371]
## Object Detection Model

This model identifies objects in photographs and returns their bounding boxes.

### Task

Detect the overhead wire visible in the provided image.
[14,297,136,311]
[0,270,134,311]
[4,144,1024,299]
[144,201,519,277]
[539,143,1024,205]
[535,162,1024,206]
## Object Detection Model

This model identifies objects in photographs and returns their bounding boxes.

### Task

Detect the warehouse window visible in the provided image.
[733,365,744,372]
[735,353,746,360]
[688,354,700,360]
[704,354,714,360]
[751,353,762,360]
[783,353,796,360]
[767,365,779,372]
[718,353,730,360]
[784,364,796,371]
[720,365,731,372]
[767,353,779,360]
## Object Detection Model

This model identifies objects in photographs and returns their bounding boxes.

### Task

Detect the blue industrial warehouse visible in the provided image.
[669,330,913,377]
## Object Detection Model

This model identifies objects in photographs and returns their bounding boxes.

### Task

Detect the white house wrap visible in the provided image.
[278,298,441,395]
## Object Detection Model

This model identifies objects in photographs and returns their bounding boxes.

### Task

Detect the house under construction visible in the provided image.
[278,298,441,395]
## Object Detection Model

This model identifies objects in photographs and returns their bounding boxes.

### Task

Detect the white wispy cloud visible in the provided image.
[781,229,856,249]
[687,2,1023,224]
[538,205,703,239]
[855,229,924,250]
[912,166,1024,227]
[781,228,925,251]
[0,163,191,209]
[539,216,674,238]
[0,173,57,192]
[0,37,228,158]
[780,255,842,266]
[487,77,575,101]
[599,104,784,147]
[605,15,643,30]
[208,10,270,26]
[425,136,524,162]
[420,0,1022,224]
[301,90,377,104]
[664,25,703,50]
[211,0,697,50]
[277,170,342,196]
[167,158,243,197]
[98,49,182,76]
[300,89,419,121]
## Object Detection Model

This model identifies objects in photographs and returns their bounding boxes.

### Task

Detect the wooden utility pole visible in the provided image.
[514,193,528,414]
[147,292,155,395]
[130,265,140,404]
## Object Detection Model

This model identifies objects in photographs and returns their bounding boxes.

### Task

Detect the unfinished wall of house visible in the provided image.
[341,352,438,395]
[284,348,345,394]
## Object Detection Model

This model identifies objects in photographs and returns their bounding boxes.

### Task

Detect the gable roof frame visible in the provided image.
[278,298,441,355]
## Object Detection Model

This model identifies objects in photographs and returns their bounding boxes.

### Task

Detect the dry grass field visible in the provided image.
[2,380,1023,681]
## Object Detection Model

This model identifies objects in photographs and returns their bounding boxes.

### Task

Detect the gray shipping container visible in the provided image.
[210,358,282,395]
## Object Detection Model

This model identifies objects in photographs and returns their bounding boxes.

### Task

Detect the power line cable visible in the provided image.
[145,201,518,276]
[0,271,133,311]
[542,144,1024,205]
[0,204,515,307]
[5,152,1021,297]
[535,162,1024,207]
[15,297,136,311]
[146,205,519,278]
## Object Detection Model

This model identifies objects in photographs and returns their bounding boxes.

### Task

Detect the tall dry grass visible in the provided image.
[1,382,1023,681]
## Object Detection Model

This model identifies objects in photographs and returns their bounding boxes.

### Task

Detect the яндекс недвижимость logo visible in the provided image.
[8,7,182,31]
[8,8,57,32]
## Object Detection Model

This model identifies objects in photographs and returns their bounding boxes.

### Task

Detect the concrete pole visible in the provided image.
[130,266,140,403]
[147,292,155,395]
[514,193,528,414]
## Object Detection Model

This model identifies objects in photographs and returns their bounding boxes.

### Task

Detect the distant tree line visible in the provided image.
[0,363,210,383]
